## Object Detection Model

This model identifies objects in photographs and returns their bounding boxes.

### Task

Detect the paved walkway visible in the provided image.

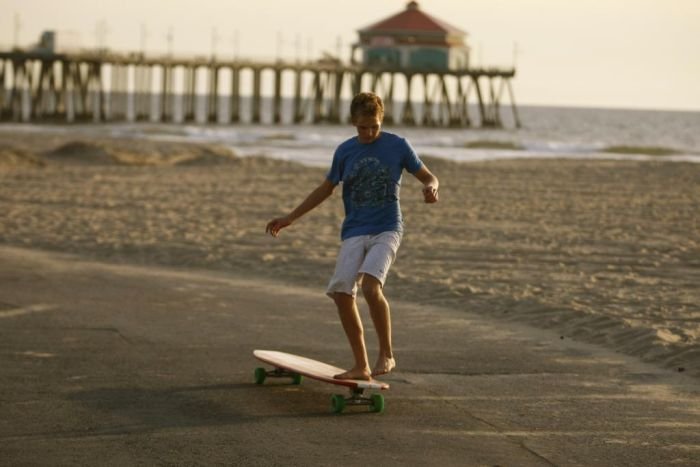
[1,246,698,466]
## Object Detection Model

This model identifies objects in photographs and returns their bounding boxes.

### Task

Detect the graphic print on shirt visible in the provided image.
[346,156,394,209]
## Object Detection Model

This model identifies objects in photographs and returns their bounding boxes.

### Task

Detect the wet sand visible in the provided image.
[1,131,699,377]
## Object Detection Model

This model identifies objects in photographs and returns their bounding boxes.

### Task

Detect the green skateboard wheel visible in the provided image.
[292,373,303,385]
[254,367,267,385]
[331,394,346,413]
[371,394,385,413]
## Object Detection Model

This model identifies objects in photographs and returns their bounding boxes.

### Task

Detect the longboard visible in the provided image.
[253,349,389,413]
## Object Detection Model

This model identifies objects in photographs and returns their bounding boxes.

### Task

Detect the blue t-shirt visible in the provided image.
[326,131,423,240]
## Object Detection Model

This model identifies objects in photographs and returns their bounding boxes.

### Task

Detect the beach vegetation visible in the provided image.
[464,140,524,150]
[602,145,681,156]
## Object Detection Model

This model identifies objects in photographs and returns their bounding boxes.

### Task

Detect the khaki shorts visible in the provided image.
[326,231,402,298]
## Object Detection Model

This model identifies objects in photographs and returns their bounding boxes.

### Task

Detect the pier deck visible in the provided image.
[0,50,519,127]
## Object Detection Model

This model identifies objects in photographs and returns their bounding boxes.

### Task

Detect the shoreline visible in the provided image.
[1,132,699,377]
[2,121,700,170]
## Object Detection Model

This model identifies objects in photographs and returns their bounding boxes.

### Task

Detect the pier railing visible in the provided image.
[0,50,519,127]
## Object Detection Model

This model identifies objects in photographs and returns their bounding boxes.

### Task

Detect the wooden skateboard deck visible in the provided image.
[253,349,389,413]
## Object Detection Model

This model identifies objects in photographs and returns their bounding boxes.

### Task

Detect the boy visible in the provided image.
[265,92,439,380]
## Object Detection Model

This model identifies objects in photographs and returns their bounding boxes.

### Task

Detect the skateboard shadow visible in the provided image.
[68,382,351,434]
[68,383,261,433]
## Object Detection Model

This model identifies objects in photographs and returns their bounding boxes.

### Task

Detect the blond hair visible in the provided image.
[350,92,384,121]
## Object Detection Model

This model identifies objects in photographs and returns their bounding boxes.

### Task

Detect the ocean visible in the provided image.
[5,101,700,167]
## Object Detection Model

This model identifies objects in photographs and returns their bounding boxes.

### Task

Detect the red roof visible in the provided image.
[359,1,466,36]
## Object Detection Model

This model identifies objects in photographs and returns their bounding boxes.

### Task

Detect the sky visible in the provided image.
[2,0,699,111]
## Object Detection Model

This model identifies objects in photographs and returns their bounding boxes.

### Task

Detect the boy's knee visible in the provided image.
[332,291,355,307]
[361,275,384,300]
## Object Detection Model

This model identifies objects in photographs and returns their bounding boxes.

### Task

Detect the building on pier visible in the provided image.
[355,1,470,71]
[33,30,83,55]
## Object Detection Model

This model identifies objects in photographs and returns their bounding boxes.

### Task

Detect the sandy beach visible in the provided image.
[1,130,699,377]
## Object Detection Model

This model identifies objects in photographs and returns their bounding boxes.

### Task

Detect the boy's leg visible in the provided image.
[332,292,371,380]
[358,231,401,376]
[326,236,372,380]
[362,275,396,376]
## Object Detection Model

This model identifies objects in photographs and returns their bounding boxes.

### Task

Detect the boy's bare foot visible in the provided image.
[372,356,396,377]
[334,367,371,381]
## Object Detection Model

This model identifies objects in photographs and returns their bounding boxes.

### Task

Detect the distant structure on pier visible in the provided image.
[354,1,470,71]
[33,30,82,55]
[0,2,519,128]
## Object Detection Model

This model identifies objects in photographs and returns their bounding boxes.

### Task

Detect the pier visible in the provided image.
[0,50,519,128]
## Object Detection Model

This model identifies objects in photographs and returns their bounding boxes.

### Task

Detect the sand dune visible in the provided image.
[0,131,698,377]
[0,133,238,168]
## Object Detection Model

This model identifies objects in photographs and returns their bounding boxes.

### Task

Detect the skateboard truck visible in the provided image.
[332,388,385,414]
[255,366,303,385]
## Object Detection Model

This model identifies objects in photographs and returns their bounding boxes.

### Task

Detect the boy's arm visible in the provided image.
[413,165,440,203]
[266,178,336,237]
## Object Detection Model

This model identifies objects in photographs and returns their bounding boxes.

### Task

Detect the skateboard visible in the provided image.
[253,349,389,413]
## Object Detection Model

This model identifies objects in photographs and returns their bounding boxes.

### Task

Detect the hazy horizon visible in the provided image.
[2,0,698,112]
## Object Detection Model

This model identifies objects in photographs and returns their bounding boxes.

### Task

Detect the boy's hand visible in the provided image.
[422,185,439,204]
[266,216,292,237]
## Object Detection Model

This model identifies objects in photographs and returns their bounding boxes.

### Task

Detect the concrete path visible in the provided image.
[1,246,698,466]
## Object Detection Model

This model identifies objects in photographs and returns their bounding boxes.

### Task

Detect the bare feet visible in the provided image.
[372,356,396,377]
[334,367,371,381]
